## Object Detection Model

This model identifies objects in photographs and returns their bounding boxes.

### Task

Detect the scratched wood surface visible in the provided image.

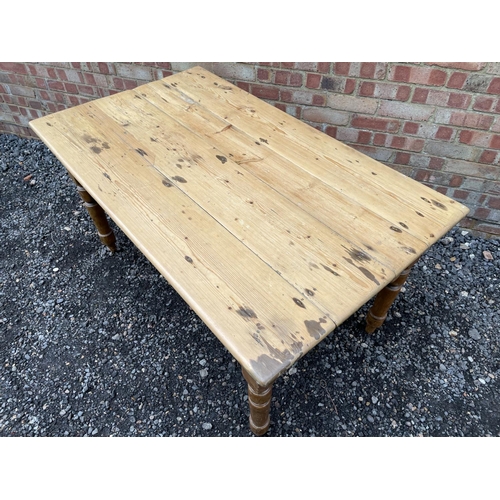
[29,66,469,386]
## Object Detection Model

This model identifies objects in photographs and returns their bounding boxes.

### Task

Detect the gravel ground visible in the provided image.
[1,132,499,437]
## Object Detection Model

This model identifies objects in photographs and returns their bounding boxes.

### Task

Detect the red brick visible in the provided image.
[317,63,331,73]
[435,126,453,140]
[412,88,428,103]
[97,62,113,74]
[335,63,350,75]
[123,79,138,90]
[358,131,372,144]
[275,71,288,85]
[473,96,494,112]
[415,169,430,182]
[447,72,467,89]
[392,65,411,82]
[84,73,97,86]
[0,62,28,74]
[453,189,469,200]
[325,126,337,138]
[77,84,96,95]
[113,77,125,90]
[259,62,279,67]
[373,133,386,146]
[345,79,356,94]
[28,100,42,110]
[396,86,411,101]
[429,69,447,85]
[487,78,500,94]
[480,150,497,164]
[295,62,316,71]
[306,73,321,89]
[429,157,445,170]
[395,152,410,164]
[459,130,474,144]
[473,207,491,219]
[351,116,400,132]
[280,62,294,69]
[251,84,279,100]
[449,112,494,130]
[487,197,500,209]
[236,82,250,92]
[403,122,419,134]
[449,175,463,187]
[390,65,447,86]
[447,93,471,109]
[47,80,64,91]
[64,82,78,94]
[428,62,486,71]
[257,68,270,81]
[312,94,325,106]
[491,135,500,149]
[274,103,286,112]
[46,67,57,79]
[359,82,375,96]
[360,63,375,78]
[436,186,449,195]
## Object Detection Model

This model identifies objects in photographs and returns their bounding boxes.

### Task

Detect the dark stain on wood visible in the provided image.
[305,289,315,296]
[322,264,340,276]
[432,199,447,210]
[103,172,111,180]
[416,211,425,217]
[390,226,403,233]
[357,267,380,286]
[172,176,187,183]
[162,179,172,187]
[259,138,268,144]
[401,246,417,254]
[150,137,158,142]
[90,146,102,154]
[185,256,193,263]
[304,318,327,340]
[216,155,227,164]
[252,333,264,346]
[238,307,257,319]
[46,122,52,126]
[102,142,110,149]
[399,222,409,229]
[176,164,183,169]
[421,197,431,204]
[256,323,265,331]
[346,248,371,263]
[365,244,375,251]
[293,297,306,308]
[163,83,171,89]
[83,134,97,143]
[255,141,261,145]
[372,171,377,175]
[310,263,319,269]
[136,148,148,156]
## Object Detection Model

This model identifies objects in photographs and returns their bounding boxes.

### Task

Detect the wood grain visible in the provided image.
[28,66,469,388]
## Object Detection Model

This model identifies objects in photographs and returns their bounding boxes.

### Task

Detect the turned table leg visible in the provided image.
[365,259,418,333]
[242,367,273,436]
[69,174,117,253]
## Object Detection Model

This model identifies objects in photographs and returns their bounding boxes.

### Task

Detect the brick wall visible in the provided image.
[1,61,499,238]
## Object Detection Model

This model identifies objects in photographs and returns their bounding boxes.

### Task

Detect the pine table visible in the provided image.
[30,66,469,436]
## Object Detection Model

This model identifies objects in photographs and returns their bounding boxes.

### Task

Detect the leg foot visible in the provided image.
[242,368,273,436]
[365,259,418,333]
[69,174,117,252]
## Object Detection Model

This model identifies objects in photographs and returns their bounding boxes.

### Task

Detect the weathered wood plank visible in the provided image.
[30,110,336,386]
[169,67,468,235]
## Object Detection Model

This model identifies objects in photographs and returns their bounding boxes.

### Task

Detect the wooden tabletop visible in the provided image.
[30,66,469,386]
